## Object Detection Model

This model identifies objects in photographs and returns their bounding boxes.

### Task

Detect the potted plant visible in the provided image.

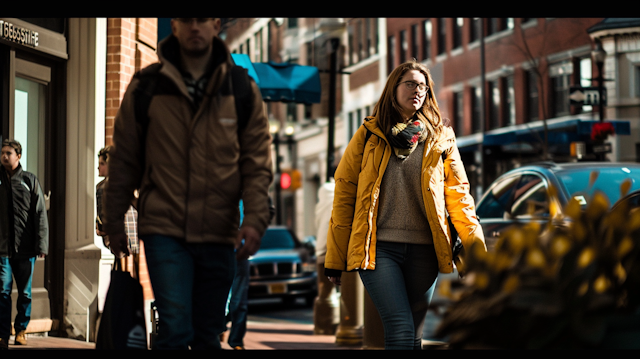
[435,178,640,349]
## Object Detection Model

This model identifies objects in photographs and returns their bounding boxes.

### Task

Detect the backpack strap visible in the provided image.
[230,65,253,134]
[132,63,162,170]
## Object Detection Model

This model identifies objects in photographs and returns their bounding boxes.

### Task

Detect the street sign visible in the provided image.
[569,86,606,106]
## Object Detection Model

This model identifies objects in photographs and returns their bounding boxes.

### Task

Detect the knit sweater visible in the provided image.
[376,141,433,244]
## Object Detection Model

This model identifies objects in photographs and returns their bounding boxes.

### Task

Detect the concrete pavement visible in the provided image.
[5,319,449,350]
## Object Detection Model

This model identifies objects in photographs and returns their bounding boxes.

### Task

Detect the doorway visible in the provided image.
[7,57,52,333]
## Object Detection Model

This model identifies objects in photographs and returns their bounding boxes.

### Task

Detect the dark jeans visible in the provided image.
[142,235,236,350]
[0,256,36,340]
[225,258,249,347]
[359,242,439,350]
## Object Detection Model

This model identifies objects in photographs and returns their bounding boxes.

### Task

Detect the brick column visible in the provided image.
[105,18,159,302]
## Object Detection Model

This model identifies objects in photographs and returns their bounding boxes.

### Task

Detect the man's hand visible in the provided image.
[108,232,130,258]
[235,225,261,260]
[328,276,342,286]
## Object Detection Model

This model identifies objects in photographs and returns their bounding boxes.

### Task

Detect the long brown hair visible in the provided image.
[372,59,443,142]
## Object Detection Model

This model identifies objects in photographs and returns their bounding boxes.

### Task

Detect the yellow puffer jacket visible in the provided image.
[325,116,486,275]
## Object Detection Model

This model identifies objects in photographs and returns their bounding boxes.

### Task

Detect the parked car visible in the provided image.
[475,162,640,251]
[611,189,640,213]
[248,226,317,306]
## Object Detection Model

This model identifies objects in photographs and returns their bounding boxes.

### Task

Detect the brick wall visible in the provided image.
[105,18,158,302]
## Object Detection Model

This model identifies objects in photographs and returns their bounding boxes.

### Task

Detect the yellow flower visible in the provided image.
[526,249,546,268]
[578,247,595,268]
[593,274,610,293]
[585,192,609,220]
[577,282,589,296]
[502,274,520,294]
[565,198,582,220]
[550,235,571,258]
[614,262,627,283]
[618,236,634,258]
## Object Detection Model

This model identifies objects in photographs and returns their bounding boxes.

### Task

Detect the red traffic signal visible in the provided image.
[280,172,292,190]
[279,169,302,191]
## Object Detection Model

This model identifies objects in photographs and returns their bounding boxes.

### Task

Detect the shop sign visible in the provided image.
[0,19,39,47]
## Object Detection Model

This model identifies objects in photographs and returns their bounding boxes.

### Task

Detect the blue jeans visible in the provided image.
[359,242,439,350]
[142,235,236,350]
[0,257,36,341]
[225,258,249,347]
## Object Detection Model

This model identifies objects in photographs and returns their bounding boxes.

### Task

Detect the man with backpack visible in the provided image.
[103,18,273,350]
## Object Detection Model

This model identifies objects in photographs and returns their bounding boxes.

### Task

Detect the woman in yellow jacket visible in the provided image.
[324,60,486,349]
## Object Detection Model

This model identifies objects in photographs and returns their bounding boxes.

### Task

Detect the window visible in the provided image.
[486,18,513,36]
[469,17,480,43]
[370,18,379,56]
[527,70,539,122]
[579,57,593,113]
[453,18,463,49]
[287,103,297,123]
[360,19,366,60]
[489,79,500,129]
[348,26,355,66]
[388,35,396,73]
[437,18,446,55]
[400,30,407,64]
[476,175,520,219]
[454,91,464,135]
[550,61,573,117]
[504,75,516,126]
[287,18,298,29]
[472,86,483,133]
[411,24,419,60]
[422,20,432,61]
[254,30,262,62]
[511,174,549,219]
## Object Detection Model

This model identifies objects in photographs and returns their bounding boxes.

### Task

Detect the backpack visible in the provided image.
[129,63,275,222]
[131,63,254,165]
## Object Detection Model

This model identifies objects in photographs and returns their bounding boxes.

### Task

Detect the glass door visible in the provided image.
[10,57,51,328]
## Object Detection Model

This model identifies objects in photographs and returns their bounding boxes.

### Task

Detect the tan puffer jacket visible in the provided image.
[103,35,273,246]
[325,116,486,275]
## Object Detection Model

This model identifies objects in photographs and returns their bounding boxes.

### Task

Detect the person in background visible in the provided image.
[0,139,49,349]
[96,146,139,275]
[221,198,274,350]
[324,60,486,349]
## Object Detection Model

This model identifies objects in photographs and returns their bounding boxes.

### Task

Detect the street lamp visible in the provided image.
[269,117,282,224]
[591,39,606,123]
[269,118,298,225]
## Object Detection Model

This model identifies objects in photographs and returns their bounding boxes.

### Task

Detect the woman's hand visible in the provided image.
[328,276,342,286]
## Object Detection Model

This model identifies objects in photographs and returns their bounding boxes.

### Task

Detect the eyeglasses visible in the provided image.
[175,18,214,25]
[397,81,429,93]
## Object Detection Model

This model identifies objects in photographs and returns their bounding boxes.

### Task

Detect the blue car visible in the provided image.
[476,162,640,251]
[248,226,317,306]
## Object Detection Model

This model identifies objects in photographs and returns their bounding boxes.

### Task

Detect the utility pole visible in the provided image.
[326,38,339,182]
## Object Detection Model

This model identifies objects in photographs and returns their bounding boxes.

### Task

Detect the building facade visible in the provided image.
[223,17,640,243]
[0,17,158,342]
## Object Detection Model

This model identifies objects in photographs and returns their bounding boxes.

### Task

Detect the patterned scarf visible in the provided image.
[387,120,425,159]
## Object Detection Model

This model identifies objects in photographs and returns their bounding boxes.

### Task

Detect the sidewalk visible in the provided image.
[6,320,448,350]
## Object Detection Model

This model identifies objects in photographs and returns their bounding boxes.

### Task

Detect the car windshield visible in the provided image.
[557,166,640,207]
[260,229,296,250]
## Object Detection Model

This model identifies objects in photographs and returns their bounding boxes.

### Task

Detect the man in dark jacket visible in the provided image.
[103,18,273,350]
[0,139,49,349]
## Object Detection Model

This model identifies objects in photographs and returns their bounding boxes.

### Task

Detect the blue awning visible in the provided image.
[483,118,630,147]
[231,54,321,104]
[231,53,260,86]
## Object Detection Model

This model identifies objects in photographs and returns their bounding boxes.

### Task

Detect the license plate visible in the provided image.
[269,283,286,294]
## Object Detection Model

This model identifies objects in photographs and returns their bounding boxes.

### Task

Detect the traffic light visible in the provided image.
[280,169,302,191]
